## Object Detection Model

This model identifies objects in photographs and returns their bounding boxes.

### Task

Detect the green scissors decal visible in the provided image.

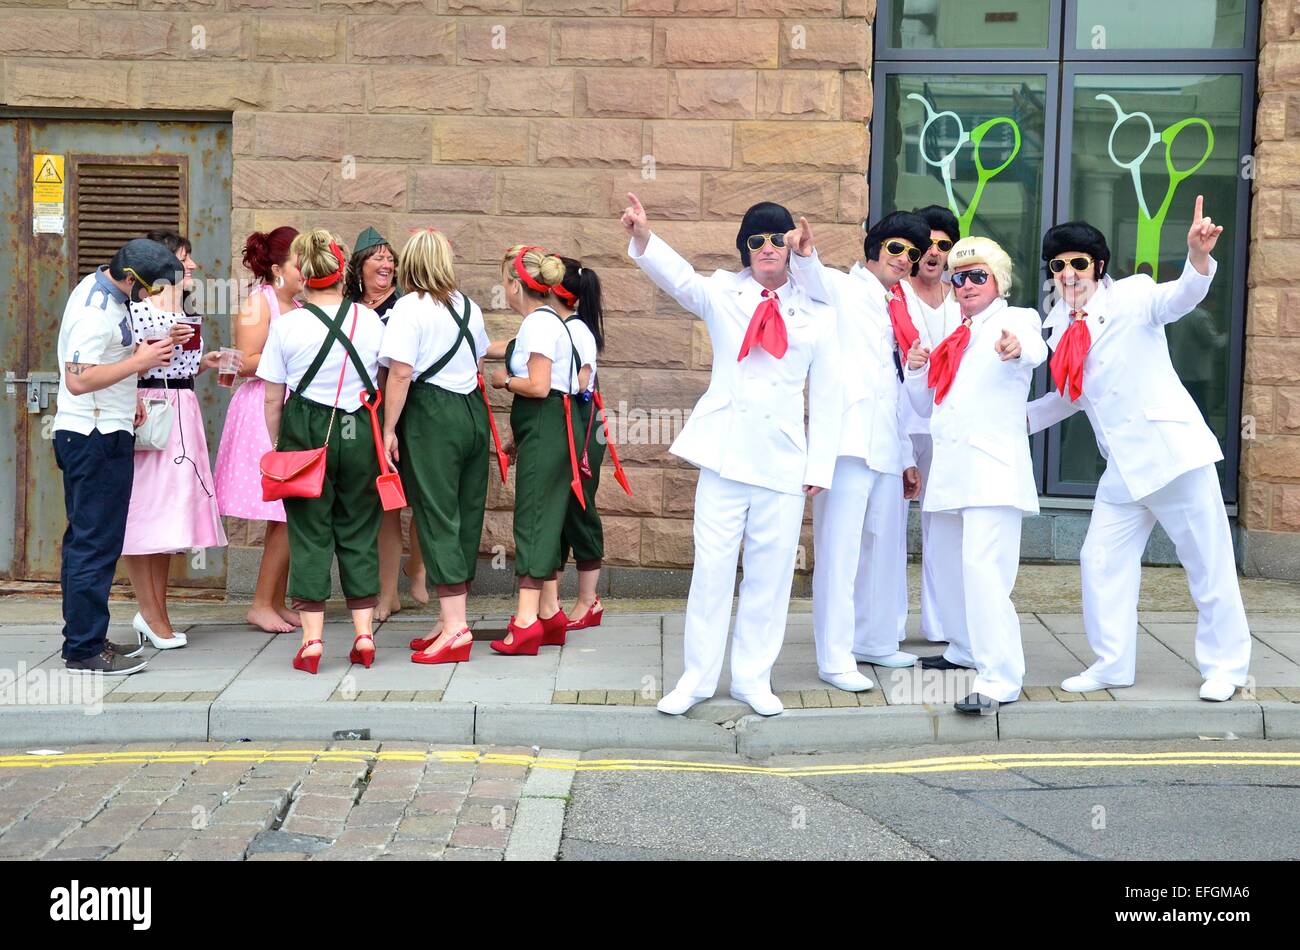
[908,93,1022,238]
[1096,94,1214,280]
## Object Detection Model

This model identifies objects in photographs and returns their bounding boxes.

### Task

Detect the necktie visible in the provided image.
[926,316,973,405]
[737,288,788,361]
[1050,309,1091,402]
[887,283,919,356]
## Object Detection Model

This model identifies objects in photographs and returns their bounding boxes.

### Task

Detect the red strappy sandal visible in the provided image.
[293,639,323,675]
[349,632,376,669]
[566,598,604,631]
[411,627,473,665]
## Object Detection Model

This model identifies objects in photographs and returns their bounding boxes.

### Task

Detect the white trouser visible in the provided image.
[811,458,907,675]
[1081,464,1251,686]
[911,434,946,642]
[928,506,1025,702]
[675,467,806,698]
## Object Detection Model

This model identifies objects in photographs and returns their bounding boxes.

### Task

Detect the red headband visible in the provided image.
[553,283,577,306]
[511,245,553,294]
[304,242,346,289]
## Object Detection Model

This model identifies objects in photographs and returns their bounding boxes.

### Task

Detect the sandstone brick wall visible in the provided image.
[1242,0,1300,578]
[0,0,874,574]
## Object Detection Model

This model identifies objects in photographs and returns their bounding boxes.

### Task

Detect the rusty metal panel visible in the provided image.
[0,120,27,576]
[14,116,231,586]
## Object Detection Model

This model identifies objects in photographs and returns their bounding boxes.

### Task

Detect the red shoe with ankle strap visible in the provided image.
[412,628,473,665]
[490,617,544,656]
[349,632,376,669]
[540,609,570,647]
[410,632,436,651]
[293,640,323,675]
[566,598,604,631]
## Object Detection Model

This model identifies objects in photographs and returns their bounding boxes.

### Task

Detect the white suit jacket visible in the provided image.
[900,280,962,439]
[790,252,915,476]
[629,233,840,495]
[905,297,1048,514]
[1026,257,1222,503]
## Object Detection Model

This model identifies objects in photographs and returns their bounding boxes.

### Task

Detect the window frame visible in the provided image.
[1062,0,1260,62]
[875,0,1064,62]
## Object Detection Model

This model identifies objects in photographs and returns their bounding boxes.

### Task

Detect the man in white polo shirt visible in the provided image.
[56,238,180,675]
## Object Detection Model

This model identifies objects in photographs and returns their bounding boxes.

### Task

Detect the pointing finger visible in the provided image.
[1194,193,1204,221]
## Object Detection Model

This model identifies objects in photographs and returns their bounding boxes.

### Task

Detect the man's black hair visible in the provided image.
[1042,221,1110,279]
[912,205,960,245]
[864,211,932,277]
[736,201,795,268]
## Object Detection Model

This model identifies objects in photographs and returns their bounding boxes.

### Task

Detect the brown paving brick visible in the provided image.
[605,689,636,705]
[1050,687,1086,702]
[395,815,455,841]
[280,816,344,839]
[576,689,607,704]
[409,791,466,814]
[291,793,355,821]
[776,690,803,709]
[412,690,443,702]
[858,690,886,706]
[1023,686,1055,702]
[347,802,407,826]
[449,823,509,849]
[441,846,503,861]
[386,690,416,702]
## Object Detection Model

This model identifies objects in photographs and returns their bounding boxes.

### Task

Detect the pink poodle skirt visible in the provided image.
[214,376,285,523]
[123,387,228,555]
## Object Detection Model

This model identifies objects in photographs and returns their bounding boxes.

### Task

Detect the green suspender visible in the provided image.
[298,299,377,397]
[417,296,476,384]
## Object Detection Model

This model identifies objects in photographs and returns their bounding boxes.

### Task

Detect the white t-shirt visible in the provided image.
[130,300,203,380]
[507,306,579,394]
[565,315,598,394]
[379,290,489,396]
[257,299,385,412]
[54,268,138,436]
[906,280,959,346]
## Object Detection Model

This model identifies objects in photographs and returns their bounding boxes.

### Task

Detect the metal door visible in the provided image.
[0,114,232,586]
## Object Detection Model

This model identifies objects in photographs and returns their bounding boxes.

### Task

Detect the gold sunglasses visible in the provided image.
[883,240,922,263]
[123,267,166,296]
[930,238,954,253]
[745,233,787,252]
[1049,254,1095,274]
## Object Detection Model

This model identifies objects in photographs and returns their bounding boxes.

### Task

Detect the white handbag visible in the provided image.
[134,383,174,451]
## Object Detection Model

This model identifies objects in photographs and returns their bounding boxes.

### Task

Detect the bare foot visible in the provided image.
[247,606,294,634]
[375,596,402,623]
[276,606,301,628]
[407,568,429,605]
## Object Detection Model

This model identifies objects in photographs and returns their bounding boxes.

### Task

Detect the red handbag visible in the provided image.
[260,304,357,502]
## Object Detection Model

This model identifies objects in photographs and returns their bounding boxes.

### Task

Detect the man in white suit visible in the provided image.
[622,194,840,717]
[1026,199,1250,702]
[788,212,929,692]
[905,237,1048,715]
[903,205,963,647]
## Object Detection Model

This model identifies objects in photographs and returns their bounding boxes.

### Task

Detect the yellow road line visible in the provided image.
[1,749,1299,778]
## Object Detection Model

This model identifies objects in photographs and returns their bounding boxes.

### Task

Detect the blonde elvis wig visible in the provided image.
[291,228,350,290]
[947,236,1014,299]
[502,244,566,301]
[398,229,458,309]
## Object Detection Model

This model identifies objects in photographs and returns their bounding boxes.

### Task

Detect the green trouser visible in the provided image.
[511,392,572,581]
[398,383,488,589]
[280,395,382,607]
[562,395,604,569]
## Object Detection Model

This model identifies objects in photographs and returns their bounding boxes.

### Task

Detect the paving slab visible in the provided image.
[208,701,476,742]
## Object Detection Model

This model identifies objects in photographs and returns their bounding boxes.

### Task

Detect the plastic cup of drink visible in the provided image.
[218,347,242,388]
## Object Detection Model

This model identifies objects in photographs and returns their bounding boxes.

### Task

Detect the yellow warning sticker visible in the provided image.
[33,154,64,205]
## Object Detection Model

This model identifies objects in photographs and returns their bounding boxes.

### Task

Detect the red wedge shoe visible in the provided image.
[293,639,323,675]
[490,617,544,656]
[540,609,570,647]
[349,632,376,669]
[412,627,473,665]
[410,632,436,652]
[566,598,604,631]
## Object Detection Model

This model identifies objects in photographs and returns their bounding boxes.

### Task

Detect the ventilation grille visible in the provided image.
[74,162,184,280]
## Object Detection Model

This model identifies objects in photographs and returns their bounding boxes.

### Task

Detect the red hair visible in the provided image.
[241,226,298,284]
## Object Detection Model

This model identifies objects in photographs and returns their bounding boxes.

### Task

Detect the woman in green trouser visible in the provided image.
[380,228,497,666]
[540,257,609,632]
[259,228,388,674]
[485,245,590,656]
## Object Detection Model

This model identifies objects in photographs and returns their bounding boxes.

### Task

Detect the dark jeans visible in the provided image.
[54,428,134,660]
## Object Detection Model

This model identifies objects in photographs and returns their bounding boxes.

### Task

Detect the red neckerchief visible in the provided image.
[887,282,920,356]
[926,316,973,405]
[1050,309,1091,401]
[737,288,789,361]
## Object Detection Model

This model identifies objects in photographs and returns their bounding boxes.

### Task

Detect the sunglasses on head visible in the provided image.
[930,238,954,253]
[882,240,922,263]
[123,267,164,296]
[1049,255,1095,274]
[745,233,786,252]
[950,269,990,288]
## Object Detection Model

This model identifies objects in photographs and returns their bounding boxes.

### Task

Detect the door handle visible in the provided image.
[4,371,61,413]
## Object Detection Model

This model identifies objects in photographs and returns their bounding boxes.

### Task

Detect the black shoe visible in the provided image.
[65,648,148,676]
[920,654,974,671]
[954,692,1004,716]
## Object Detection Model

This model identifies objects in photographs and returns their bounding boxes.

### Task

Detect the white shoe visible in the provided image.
[134,612,187,650]
[729,689,783,716]
[1199,678,1236,702]
[819,670,875,692]
[853,650,917,668]
[1061,672,1125,693]
[657,687,709,716]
